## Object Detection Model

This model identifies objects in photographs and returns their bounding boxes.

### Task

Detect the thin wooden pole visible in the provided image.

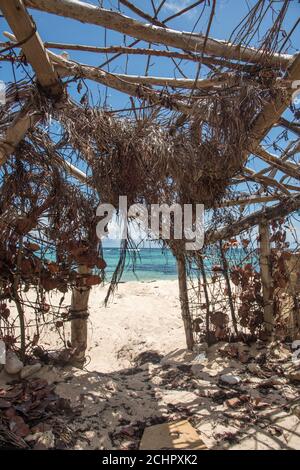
[259,222,274,337]
[70,265,90,367]
[219,241,239,336]
[205,193,300,245]
[176,253,194,351]
[0,0,62,97]
[198,256,211,344]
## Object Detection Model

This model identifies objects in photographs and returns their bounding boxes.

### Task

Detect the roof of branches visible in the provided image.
[0,0,299,243]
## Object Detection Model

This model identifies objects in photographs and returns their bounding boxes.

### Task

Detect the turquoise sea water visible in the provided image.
[42,246,254,282]
[102,247,255,282]
[103,247,178,281]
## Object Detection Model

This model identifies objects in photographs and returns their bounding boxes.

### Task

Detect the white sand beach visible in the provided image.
[43,280,186,372]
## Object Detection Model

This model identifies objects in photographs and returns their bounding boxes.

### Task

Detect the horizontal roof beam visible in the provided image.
[24,0,292,66]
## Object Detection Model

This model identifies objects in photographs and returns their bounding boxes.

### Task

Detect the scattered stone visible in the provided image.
[193,352,207,364]
[20,363,42,379]
[34,430,55,450]
[225,397,241,409]
[291,340,300,351]
[219,374,241,386]
[291,405,300,419]
[4,350,23,375]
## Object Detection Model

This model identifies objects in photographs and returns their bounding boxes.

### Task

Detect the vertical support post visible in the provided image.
[219,240,239,336]
[70,265,90,367]
[176,253,194,351]
[259,221,274,337]
[198,255,211,344]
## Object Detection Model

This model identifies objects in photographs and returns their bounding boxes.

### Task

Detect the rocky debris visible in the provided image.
[1,340,300,450]
[225,397,241,409]
[291,340,300,351]
[220,374,241,386]
[34,431,55,450]
[20,363,42,380]
[291,405,300,419]
[4,351,23,375]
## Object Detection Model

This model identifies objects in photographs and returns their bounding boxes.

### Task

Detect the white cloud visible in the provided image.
[164,0,191,15]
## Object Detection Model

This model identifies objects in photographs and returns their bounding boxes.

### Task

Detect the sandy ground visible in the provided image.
[87,280,186,371]
[1,280,300,450]
[43,279,186,372]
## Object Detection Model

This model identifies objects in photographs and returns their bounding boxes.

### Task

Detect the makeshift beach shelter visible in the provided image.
[0,0,299,364]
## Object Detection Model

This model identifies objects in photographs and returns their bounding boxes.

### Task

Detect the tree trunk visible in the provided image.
[259,222,274,337]
[70,265,90,367]
[176,254,194,351]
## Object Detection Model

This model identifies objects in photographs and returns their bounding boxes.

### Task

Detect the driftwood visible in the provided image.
[259,222,274,336]
[206,193,300,245]
[255,147,300,181]
[42,42,257,70]
[176,253,194,350]
[0,0,62,97]
[24,0,292,66]
[70,266,91,367]
[0,102,41,165]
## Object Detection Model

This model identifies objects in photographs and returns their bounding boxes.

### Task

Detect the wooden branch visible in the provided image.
[43,42,254,70]
[259,221,274,336]
[206,193,300,244]
[247,53,300,154]
[218,195,280,207]
[94,72,235,90]
[24,0,292,66]
[54,155,88,183]
[0,103,41,166]
[255,146,300,180]
[279,117,300,138]
[219,240,238,335]
[119,0,164,27]
[0,0,62,98]
[244,167,291,195]
[48,51,194,114]
[176,252,194,350]
[70,265,90,367]
[6,32,193,113]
